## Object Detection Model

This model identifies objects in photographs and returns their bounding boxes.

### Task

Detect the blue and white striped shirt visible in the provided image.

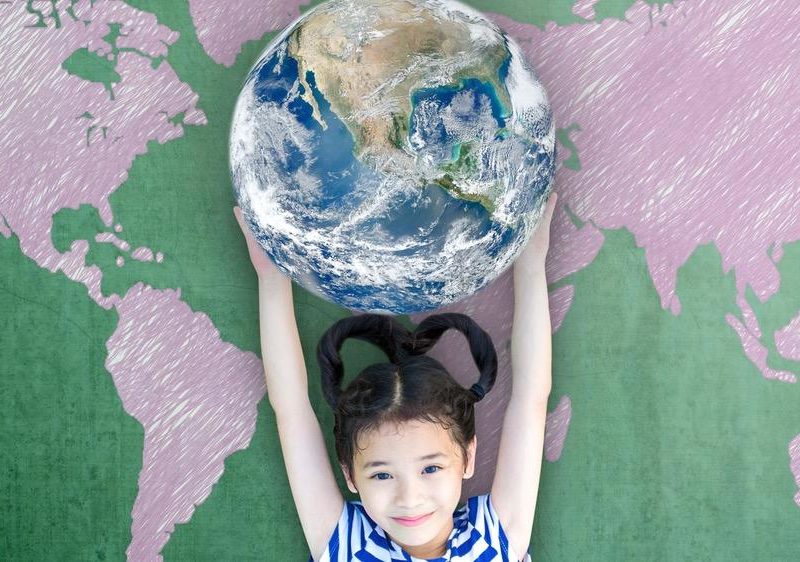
[309,494,532,561]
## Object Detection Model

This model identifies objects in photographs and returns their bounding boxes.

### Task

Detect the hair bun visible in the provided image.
[412,312,498,402]
[469,383,487,401]
[317,314,414,409]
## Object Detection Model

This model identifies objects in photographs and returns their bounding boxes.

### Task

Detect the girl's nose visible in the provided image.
[395,477,424,508]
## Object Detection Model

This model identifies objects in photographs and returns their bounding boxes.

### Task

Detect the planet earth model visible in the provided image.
[229,0,556,314]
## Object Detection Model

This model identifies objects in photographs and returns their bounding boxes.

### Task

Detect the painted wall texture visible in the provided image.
[2,0,800,560]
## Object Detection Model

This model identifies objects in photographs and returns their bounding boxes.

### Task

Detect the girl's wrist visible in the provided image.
[514,261,547,281]
[258,271,291,295]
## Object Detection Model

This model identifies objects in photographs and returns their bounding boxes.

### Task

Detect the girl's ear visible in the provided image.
[463,436,477,480]
[341,464,358,494]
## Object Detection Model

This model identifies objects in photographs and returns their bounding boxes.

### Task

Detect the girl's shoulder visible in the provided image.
[310,494,532,562]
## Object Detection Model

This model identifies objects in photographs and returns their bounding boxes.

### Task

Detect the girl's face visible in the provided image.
[342,419,476,559]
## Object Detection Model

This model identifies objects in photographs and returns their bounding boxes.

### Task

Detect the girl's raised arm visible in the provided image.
[234,207,343,561]
[490,193,557,560]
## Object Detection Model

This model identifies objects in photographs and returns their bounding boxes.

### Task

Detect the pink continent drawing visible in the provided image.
[107,283,264,560]
[186,0,312,66]
[492,0,800,385]
[0,0,206,309]
[0,2,263,560]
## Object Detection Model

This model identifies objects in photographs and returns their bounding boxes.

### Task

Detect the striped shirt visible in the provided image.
[310,494,532,561]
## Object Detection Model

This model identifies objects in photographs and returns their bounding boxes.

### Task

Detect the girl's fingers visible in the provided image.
[535,191,558,233]
[545,191,557,221]
[234,206,256,245]
[233,206,282,278]
[233,206,261,256]
[233,206,247,232]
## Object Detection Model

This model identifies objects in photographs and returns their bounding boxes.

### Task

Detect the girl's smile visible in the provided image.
[391,511,435,526]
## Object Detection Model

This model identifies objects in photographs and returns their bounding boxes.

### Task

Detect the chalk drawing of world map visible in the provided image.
[2,0,799,559]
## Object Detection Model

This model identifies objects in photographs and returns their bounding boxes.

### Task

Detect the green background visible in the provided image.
[3,0,799,560]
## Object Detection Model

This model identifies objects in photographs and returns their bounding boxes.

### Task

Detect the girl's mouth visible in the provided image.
[391,512,433,526]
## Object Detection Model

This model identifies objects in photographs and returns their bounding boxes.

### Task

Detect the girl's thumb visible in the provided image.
[233,206,245,229]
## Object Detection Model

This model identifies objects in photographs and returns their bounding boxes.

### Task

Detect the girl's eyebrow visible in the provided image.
[362,452,446,469]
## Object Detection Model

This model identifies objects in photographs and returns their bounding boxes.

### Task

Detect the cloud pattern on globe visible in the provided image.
[230,0,556,314]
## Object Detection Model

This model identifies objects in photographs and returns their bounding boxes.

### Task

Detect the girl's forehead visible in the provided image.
[375,419,447,438]
[355,419,458,457]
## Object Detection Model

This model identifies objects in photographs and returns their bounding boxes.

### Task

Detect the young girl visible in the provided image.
[233,192,557,561]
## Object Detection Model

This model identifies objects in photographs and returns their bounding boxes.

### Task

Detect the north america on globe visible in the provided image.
[230,0,556,313]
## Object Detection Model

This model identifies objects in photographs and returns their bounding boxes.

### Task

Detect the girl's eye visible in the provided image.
[370,467,441,479]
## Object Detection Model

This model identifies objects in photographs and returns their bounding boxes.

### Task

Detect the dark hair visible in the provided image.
[316,312,498,480]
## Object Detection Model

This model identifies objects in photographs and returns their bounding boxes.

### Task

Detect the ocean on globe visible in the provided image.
[229,0,556,314]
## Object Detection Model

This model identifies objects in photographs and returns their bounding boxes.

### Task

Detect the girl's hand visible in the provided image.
[233,206,287,285]
[515,191,558,277]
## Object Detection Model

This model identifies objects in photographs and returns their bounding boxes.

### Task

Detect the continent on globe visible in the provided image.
[230,0,556,314]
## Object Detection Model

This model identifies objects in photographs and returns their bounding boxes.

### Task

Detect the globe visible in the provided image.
[229,0,556,314]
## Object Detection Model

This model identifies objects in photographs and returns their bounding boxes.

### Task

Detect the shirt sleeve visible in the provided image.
[310,501,372,562]
[472,494,533,562]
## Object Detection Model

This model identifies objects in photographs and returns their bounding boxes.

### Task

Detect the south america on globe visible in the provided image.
[229,0,556,314]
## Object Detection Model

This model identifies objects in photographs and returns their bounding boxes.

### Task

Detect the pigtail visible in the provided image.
[316,313,413,410]
[411,313,498,403]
